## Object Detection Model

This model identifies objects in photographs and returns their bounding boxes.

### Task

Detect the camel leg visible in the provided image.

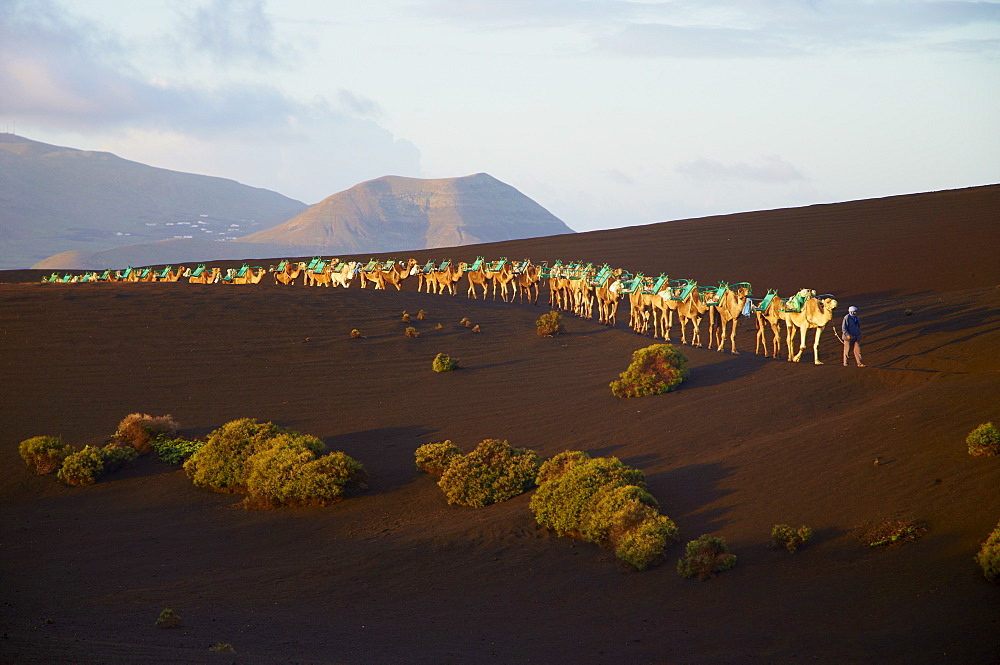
[812,328,824,365]
[791,326,807,362]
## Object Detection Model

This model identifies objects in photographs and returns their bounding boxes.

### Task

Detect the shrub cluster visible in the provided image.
[414,441,462,476]
[56,443,138,486]
[677,535,738,579]
[19,436,73,474]
[967,422,1000,457]
[771,524,813,552]
[529,451,678,570]
[425,439,541,508]
[151,437,205,465]
[432,353,458,372]
[976,521,1000,583]
[183,418,367,509]
[405,326,420,338]
[536,311,563,336]
[610,344,689,398]
[113,413,179,454]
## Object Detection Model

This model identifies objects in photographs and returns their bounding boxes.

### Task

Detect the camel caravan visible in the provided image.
[40,256,838,364]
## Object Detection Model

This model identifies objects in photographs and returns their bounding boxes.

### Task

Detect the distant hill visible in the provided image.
[236,173,575,252]
[0,133,307,269]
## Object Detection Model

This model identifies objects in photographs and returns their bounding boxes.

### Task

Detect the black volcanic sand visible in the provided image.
[1,186,999,664]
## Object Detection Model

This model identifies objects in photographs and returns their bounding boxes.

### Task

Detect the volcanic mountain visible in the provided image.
[235,173,575,253]
[0,133,307,269]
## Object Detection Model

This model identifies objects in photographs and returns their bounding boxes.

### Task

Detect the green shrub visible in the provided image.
[856,518,925,547]
[771,524,813,552]
[244,433,367,509]
[57,446,106,486]
[967,422,1000,457]
[415,441,462,476]
[155,608,181,628]
[536,310,563,336]
[432,353,458,372]
[183,418,284,492]
[530,452,678,570]
[437,439,541,508]
[19,436,73,474]
[610,344,689,398]
[677,535,738,579]
[113,413,179,454]
[151,437,205,465]
[100,442,139,473]
[975,521,1000,583]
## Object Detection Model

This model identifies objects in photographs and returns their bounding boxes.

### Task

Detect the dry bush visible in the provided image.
[610,344,689,398]
[405,326,420,338]
[967,422,1000,457]
[417,310,426,320]
[415,441,462,476]
[113,413,179,454]
[156,609,181,629]
[536,311,563,336]
[350,329,362,338]
[856,518,926,547]
[19,436,73,474]
[677,535,737,579]
[976,521,1000,583]
[437,439,541,508]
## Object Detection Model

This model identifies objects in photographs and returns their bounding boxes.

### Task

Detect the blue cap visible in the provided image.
[848,306,857,313]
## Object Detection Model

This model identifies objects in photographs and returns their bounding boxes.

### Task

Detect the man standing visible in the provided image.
[842,305,866,367]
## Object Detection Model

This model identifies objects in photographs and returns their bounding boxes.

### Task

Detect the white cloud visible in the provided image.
[177,0,287,68]
[676,156,807,183]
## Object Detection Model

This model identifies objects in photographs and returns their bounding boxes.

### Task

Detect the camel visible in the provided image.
[303,261,333,287]
[428,263,465,295]
[594,276,623,326]
[675,284,709,346]
[754,290,784,358]
[462,258,490,299]
[707,283,751,354]
[783,294,838,364]
[271,261,304,285]
[380,259,419,291]
[328,261,357,288]
[233,267,266,284]
[159,266,186,282]
[489,262,517,302]
[514,264,542,305]
[186,267,221,284]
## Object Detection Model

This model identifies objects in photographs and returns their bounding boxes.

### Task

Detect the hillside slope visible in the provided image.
[0,133,306,269]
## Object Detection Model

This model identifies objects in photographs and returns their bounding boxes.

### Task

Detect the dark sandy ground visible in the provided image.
[1,185,998,664]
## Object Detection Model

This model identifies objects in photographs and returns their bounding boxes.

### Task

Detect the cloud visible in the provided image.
[414,0,639,28]
[676,156,807,183]
[177,0,287,67]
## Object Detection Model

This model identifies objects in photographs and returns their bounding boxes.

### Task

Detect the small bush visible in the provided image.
[967,422,1000,457]
[415,441,462,476]
[435,323,443,330]
[350,329,361,338]
[432,353,458,372]
[536,310,563,336]
[530,452,678,570]
[405,326,420,338]
[156,609,181,629]
[113,413,179,454]
[209,643,235,653]
[402,313,411,322]
[57,446,106,486]
[417,310,426,320]
[460,317,471,327]
[856,518,926,547]
[677,535,738,579]
[471,324,481,333]
[183,418,284,492]
[437,439,541,508]
[19,436,73,474]
[151,437,205,465]
[243,433,367,509]
[771,524,813,552]
[100,441,139,473]
[610,344,689,398]
[975,521,1000,583]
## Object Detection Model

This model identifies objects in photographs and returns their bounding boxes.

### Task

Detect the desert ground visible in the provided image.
[1,185,998,664]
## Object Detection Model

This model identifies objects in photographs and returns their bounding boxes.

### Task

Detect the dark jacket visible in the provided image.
[842,313,861,340]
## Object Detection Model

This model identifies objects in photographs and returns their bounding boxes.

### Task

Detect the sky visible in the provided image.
[1,0,999,232]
